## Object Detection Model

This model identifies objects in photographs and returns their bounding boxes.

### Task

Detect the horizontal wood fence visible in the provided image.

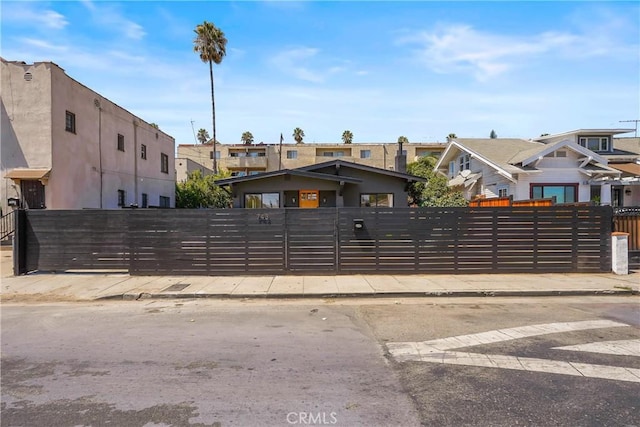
[15,206,613,276]
[613,207,640,252]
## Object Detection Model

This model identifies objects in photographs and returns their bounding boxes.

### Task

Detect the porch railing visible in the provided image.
[0,210,16,241]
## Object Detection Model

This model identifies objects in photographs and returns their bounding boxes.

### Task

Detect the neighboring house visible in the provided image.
[214,155,425,208]
[175,157,214,182]
[435,129,636,206]
[1,59,176,212]
[176,141,446,182]
[608,136,640,207]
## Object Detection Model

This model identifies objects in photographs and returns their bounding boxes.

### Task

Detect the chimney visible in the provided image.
[395,140,407,173]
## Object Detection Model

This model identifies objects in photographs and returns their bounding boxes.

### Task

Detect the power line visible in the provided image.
[619,119,639,137]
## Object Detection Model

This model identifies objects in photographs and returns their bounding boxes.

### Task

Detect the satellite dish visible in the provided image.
[460,169,471,178]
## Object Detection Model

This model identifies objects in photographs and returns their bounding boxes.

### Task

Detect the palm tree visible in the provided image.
[293,127,305,144]
[241,131,254,145]
[342,130,353,144]
[397,136,409,144]
[197,128,210,144]
[193,21,227,173]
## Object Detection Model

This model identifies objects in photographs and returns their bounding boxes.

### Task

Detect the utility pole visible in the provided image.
[619,119,639,137]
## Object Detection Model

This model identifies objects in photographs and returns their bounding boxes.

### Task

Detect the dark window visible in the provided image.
[117,189,125,207]
[117,134,125,152]
[141,193,148,208]
[161,153,169,173]
[159,196,170,208]
[245,193,280,208]
[210,151,220,159]
[65,111,76,133]
[531,184,577,203]
[141,144,147,159]
[360,150,371,159]
[579,136,610,152]
[360,193,394,207]
[286,150,298,159]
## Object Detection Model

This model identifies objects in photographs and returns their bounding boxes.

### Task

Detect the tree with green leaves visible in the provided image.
[342,130,353,144]
[197,128,210,144]
[293,127,305,144]
[490,129,497,139]
[175,169,232,208]
[397,136,409,144]
[407,156,468,207]
[150,123,159,129]
[241,131,254,145]
[193,20,227,173]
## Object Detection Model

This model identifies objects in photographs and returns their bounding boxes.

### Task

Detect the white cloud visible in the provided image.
[399,21,637,82]
[2,4,68,30]
[81,0,146,40]
[271,47,325,83]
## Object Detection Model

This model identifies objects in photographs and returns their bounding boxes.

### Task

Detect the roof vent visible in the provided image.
[24,73,32,81]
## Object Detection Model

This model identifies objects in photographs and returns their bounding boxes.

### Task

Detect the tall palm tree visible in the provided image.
[397,136,409,144]
[293,127,305,144]
[342,130,353,144]
[241,131,254,145]
[197,128,210,144]
[193,21,227,173]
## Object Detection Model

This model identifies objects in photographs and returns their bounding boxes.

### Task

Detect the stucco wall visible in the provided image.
[1,61,53,214]
[1,59,176,211]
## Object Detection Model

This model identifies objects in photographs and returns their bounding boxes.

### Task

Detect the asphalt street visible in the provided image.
[1,296,639,426]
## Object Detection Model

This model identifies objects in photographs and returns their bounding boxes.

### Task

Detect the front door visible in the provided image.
[299,190,319,209]
[20,180,46,209]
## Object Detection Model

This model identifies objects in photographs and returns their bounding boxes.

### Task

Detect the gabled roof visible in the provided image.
[298,159,425,182]
[435,138,542,180]
[435,137,618,183]
[215,168,362,186]
[215,159,425,187]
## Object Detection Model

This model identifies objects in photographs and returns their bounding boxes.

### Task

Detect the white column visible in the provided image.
[600,183,612,205]
[611,232,629,275]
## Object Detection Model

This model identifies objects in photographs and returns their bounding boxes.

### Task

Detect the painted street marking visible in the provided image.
[387,320,640,383]
[553,339,640,357]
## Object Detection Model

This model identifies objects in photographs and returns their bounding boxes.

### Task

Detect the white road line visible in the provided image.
[553,339,640,357]
[387,320,639,383]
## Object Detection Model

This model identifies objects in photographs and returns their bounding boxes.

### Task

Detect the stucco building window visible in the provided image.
[65,111,76,133]
[161,153,169,174]
[141,144,147,160]
[117,189,125,207]
[117,134,125,152]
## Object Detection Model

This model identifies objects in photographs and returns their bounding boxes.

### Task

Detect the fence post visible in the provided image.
[13,209,27,275]
[611,232,629,275]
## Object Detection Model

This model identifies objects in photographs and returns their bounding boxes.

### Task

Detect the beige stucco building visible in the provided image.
[176,141,446,181]
[1,59,176,213]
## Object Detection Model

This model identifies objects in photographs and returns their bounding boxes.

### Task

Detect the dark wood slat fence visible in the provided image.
[15,206,613,275]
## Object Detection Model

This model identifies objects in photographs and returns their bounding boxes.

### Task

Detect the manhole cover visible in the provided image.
[163,284,190,292]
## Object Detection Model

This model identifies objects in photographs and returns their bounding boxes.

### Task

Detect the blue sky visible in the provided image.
[2,1,639,146]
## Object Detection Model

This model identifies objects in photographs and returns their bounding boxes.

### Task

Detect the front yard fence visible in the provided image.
[14,206,613,275]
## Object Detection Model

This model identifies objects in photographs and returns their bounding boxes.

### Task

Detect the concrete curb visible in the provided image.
[97,288,639,301]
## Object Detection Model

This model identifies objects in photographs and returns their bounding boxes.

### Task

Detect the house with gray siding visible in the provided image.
[215,159,425,208]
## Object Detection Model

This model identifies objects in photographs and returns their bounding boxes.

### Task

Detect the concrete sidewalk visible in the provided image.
[1,269,638,302]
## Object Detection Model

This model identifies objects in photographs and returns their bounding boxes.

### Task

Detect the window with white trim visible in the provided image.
[458,154,470,171]
[579,136,610,152]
